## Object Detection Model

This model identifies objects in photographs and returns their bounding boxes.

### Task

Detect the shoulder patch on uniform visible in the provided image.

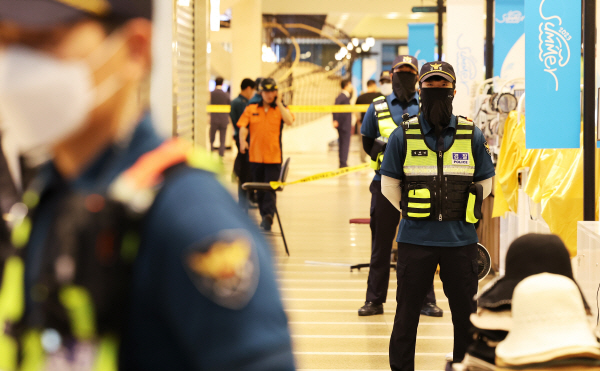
[484,141,492,156]
[184,230,259,310]
[458,115,473,122]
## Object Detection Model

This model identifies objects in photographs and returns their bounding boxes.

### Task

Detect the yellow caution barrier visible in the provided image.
[270,163,370,189]
[206,105,371,113]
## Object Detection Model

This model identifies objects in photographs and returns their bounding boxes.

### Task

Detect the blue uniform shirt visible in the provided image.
[379,114,496,247]
[249,92,262,105]
[361,91,419,181]
[230,94,249,139]
[24,115,295,371]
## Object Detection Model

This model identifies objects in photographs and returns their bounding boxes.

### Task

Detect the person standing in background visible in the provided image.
[359,57,441,318]
[333,79,354,168]
[230,78,256,211]
[210,76,231,157]
[238,78,294,231]
[355,79,381,131]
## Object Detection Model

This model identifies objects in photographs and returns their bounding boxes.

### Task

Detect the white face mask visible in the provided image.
[0,33,125,164]
[380,83,393,97]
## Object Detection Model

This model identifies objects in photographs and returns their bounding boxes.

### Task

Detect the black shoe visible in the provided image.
[358,302,383,316]
[260,215,273,231]
[421,303,443,317]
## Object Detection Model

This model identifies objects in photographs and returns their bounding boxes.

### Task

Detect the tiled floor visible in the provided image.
[223,139,488,371]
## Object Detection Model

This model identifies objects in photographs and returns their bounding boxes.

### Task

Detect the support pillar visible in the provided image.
[231,0,262,97]
[583,0,596,221]
[195,0,210,148]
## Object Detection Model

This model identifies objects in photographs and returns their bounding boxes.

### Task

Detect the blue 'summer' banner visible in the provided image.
[494,0,524,77]
[408,23,435,69]
[525,0,581,148]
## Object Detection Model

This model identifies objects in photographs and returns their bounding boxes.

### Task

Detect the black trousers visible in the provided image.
[209,122,228,157]
[389,242,479,371]
[337,123,352,168]
[250,163,281,217]
[367,180,436,305]
[234,138,253,211]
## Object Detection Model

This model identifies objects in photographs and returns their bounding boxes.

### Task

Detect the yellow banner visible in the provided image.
[206,105,371,113]
[270,163,370,189]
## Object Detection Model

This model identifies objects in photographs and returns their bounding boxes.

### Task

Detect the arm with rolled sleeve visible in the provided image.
[237,106,252,154]
[379,129,406,210]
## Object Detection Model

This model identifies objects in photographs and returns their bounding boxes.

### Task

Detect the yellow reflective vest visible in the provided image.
[370,95,402,170]
[401,116,479,222]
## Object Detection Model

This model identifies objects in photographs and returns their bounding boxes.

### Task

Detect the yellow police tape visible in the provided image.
[206,105,371,113]
[270,163,370,189]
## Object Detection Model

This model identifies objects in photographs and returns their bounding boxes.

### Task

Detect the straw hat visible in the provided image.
[496,273,600,367]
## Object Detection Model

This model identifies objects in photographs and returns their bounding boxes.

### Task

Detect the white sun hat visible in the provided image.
[470,307,512,332]
[495,273,600,367]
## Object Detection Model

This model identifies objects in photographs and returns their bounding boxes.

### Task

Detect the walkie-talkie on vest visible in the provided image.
[402,113,411,129]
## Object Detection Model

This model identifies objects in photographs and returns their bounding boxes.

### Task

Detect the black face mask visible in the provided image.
[392,72,417,102]
[420,87,454,135]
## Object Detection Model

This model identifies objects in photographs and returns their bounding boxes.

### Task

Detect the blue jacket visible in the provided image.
[23,115,295,370]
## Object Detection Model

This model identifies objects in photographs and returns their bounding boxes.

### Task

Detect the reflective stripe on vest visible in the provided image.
[404,119,475,177]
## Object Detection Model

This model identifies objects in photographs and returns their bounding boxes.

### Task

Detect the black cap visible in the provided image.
[379,70,392,83]
[260,78,278,92]
[419,61,456,83]
[0,0,152,28]
[391,55,419,73]
[476,233,589,311]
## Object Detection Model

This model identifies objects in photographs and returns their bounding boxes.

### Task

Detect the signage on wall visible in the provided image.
[408,23,435,70]
[446,0,484,115]
[494,0,525,80]
[525,0,581,148]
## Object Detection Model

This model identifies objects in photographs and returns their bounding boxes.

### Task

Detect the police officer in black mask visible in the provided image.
[379,61,496,370]
[359,55,441,318]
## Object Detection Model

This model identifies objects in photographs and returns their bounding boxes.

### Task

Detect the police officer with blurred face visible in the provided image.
[0,1,295,370]
[359,56,441,318]
[380,61,495,370]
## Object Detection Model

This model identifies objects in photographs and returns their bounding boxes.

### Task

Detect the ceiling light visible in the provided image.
[366,37,375,47]
[207,42,211,53]
[346,54,351,59]
[347,42,353,50]
[361,42,370,52]
[178,0,190,5]
[352,38,359,46]
[386,12,400,19]
[356,47,362,53]
[410,13,423,19]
